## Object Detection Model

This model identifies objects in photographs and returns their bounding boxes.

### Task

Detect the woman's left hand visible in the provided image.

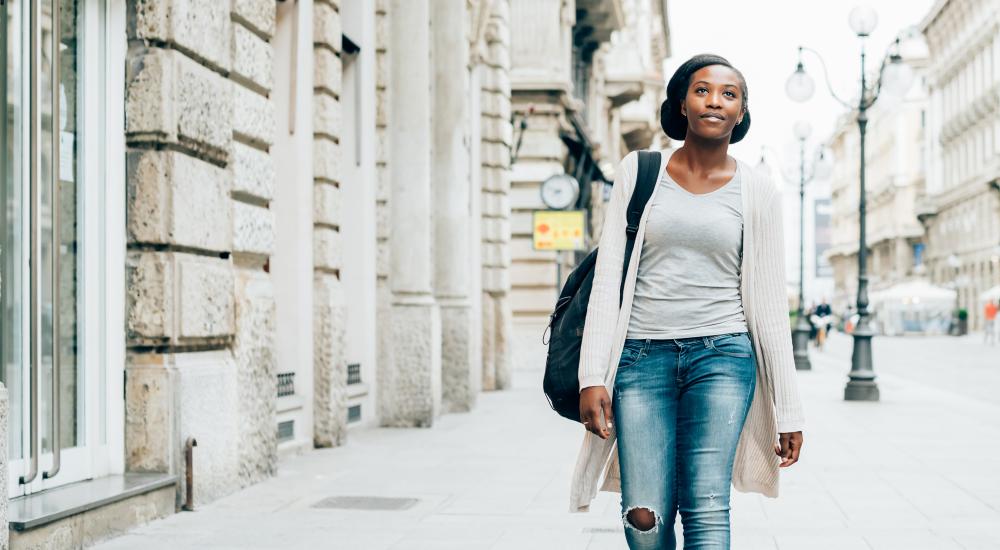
[775,432,802,467]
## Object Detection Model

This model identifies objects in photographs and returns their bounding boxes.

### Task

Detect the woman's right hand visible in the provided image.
[579,386,614,439]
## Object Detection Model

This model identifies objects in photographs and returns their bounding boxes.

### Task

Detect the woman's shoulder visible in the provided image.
[736,158,780,203]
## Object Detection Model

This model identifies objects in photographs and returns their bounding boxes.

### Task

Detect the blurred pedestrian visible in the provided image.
[984,299,998,345]
[573,54,804,549]
[811,298,832,350]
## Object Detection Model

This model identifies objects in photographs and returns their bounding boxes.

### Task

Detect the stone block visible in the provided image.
[0,384,7,549]
[314,227,342,271]
[511,235,555,261]
[510,261,556,287]
[314,46,342,97]
[10,485,174,549]
[510,210,532,237]
[376,239,390,277]
[126,252,173,342]
[375,50,390,88]
[125,356,179,473]
[233,83,275,148]
[374,129,389,163]
[313,273,347,447]
[175,351,241,505]
[233,201,275,256]
[314,183,342,227]
[232,0,276,39]
[382,302,441,427]
[375,164,390,201]
[375,12,389,51]
[127,150,232,252]
[493,292,513,389]
[498,218,511,243]
[375,203,390,239]
[314,137,340,183]
[232,141,275,201]
[481,191,503,218]
[509,285,556,315]
[131,0,231,72]
[126,48,233,162]
[375,88,389,126]
[177,255,236,339]
[510,184,545,211]
[231,22,273,93]
[126,251,235,344]
[441,304,477,414]
[233,270,277,484]
[314,2,342,52]
[314,93,341,138]
[480,294,497,390]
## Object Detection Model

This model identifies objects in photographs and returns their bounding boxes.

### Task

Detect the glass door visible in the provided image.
[2,0,116,497]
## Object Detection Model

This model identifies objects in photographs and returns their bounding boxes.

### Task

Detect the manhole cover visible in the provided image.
[311,496,419,511]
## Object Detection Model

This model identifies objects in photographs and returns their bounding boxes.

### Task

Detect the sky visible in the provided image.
[663,0,937,187]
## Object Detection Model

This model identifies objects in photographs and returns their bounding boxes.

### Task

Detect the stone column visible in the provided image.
[382,0,441,427]
[432,0,477,413]
[480,0,513,390]
[0,383,8,549]
[313,0,348,448]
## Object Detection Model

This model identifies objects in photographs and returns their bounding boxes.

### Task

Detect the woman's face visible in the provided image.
[680,65,745,142]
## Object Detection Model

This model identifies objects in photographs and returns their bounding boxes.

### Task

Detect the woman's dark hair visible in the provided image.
[660,54,750,144]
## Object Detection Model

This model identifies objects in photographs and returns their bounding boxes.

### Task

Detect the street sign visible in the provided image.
[532,210,586,251]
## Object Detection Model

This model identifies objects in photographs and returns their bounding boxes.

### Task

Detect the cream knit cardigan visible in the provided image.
[570,149,806,513]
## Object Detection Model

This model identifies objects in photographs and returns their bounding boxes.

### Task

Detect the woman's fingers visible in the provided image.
[777,432,803,467]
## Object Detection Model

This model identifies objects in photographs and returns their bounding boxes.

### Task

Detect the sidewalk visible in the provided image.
[94,332,1000,549]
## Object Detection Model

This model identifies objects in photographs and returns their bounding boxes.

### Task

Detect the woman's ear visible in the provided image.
[680,101,687,118]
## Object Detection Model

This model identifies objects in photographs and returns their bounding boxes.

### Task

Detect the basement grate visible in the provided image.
[311,496,419,511]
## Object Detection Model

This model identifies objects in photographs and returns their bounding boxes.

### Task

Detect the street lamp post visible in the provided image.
[792,122,813,371]
[785,5,915,401]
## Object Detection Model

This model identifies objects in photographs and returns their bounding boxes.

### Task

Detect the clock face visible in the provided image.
[540,174,580,210]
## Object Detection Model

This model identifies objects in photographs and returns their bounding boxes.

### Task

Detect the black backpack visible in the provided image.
[542,151,661,423]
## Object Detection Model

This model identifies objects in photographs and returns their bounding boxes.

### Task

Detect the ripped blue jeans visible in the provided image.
[613,333,756,550]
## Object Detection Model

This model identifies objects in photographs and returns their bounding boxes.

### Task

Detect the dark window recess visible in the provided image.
[348,405,362,423]
[277,420,294,442]
[277,372,295,397]
[347,363,362,385]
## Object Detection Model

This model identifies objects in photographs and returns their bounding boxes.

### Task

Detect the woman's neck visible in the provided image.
[676,135,731,175]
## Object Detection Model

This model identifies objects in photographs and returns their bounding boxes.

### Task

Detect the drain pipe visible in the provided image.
[183,437,198,511]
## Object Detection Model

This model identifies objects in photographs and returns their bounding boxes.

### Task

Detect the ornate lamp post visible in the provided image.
[785,5,915,401]
[789,121,832,370]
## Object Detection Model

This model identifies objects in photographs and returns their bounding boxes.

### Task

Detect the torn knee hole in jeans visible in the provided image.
[622,505,661,534]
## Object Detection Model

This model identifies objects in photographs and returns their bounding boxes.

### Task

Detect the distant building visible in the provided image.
[825,58,928,314]
[920,0,1000,330]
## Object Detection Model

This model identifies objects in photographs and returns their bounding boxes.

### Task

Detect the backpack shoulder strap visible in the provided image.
[619,150,661,305]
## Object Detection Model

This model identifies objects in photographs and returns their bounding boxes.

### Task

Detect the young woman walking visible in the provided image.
[570,54,806,549]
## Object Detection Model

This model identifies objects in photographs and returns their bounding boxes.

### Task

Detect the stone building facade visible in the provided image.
[508,0,671,333]
[825,77,929,314]
[920,0,1000,331]
[0,0,514,545]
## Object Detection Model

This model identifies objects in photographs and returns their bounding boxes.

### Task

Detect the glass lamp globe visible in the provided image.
[880,56,915,98]
[793,120,812,141]
[813,149,834,180]
[849,5,878,37]
[786,64,815,102]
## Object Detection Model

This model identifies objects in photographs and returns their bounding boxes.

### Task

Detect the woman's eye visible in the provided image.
[725,91,736,98]
[696,87,708,93]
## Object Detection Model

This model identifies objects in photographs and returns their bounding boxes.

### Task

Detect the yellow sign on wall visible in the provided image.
[532,210,586,251]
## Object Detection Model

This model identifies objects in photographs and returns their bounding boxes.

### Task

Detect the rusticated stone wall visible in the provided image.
[124,0,277,506]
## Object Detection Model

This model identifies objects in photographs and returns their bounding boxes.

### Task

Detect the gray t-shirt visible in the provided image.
[626,163,748,339]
